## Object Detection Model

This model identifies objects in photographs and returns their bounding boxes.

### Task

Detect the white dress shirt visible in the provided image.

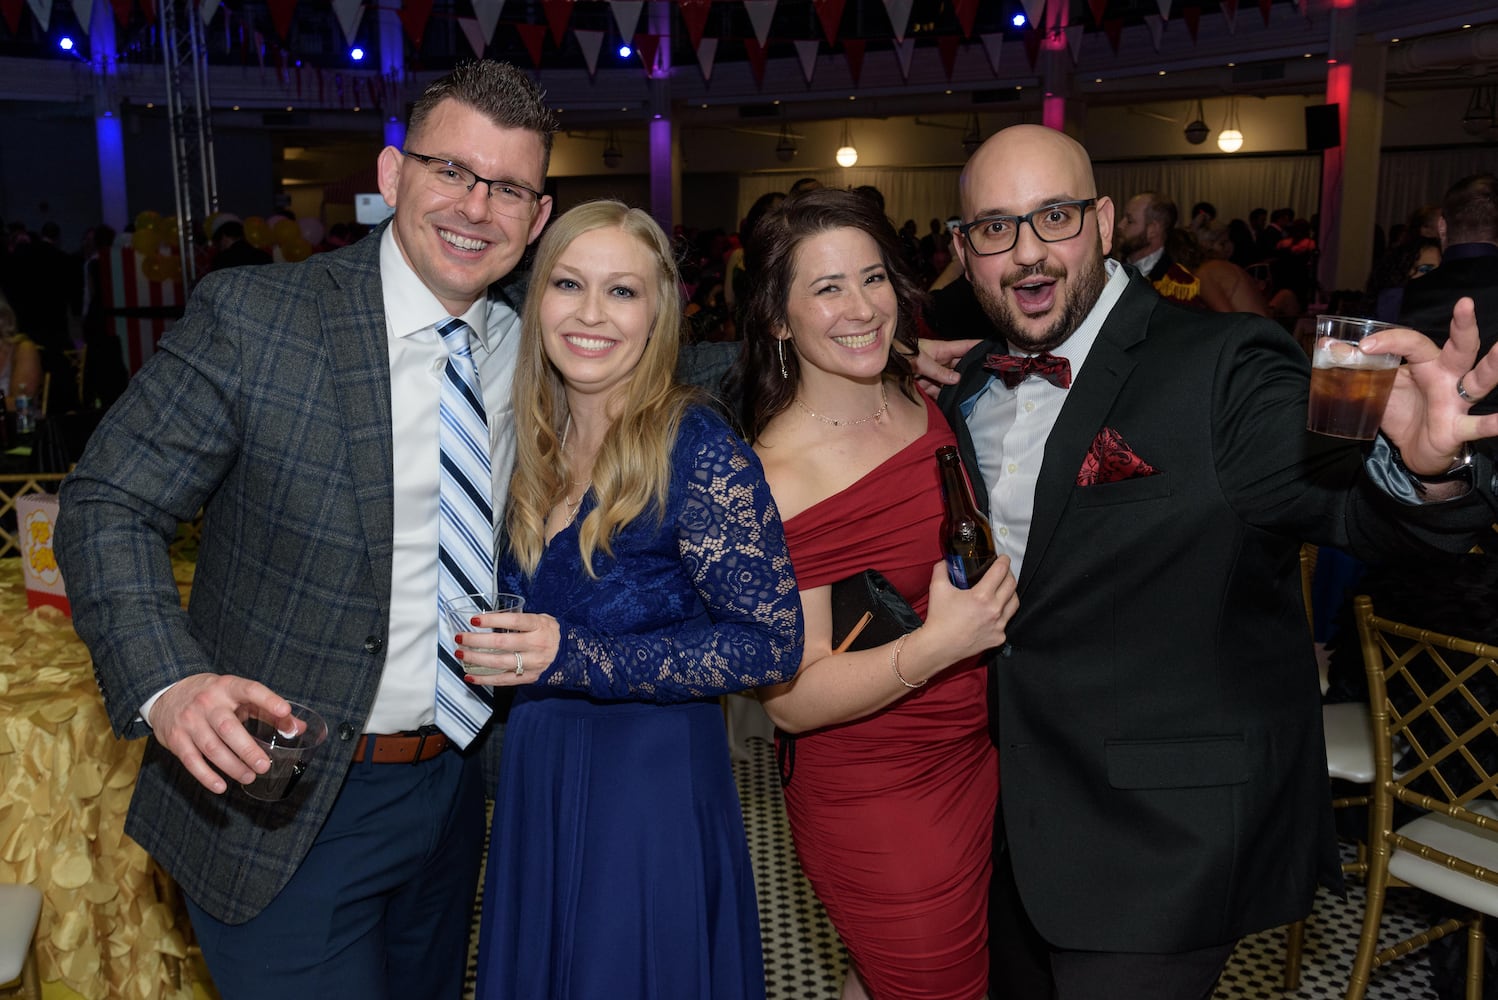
[964,259,1128,581]
[370,227,520,733]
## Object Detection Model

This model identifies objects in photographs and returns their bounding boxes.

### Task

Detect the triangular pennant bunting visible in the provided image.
[458,16,486,56]
[471,0,505,49]
[542,0,570,46]
[1,0,23,35]
[1258,0,1271,26]
[1087,0,1105,25]
[1144,13,1164,49]
[109,0,131,27]
[199,0,219,27]
[1020,0,1045,27]
[980,32,1003,73]
[633,32,661,73]
[793,39,819,82]
[882,0,913,44]
[1154,0,1171,18]
[677,0,712,49]
[843,37,865,85]
[1184,5,1200,39]
[332,0,364,46]
[937,34,960,80]
[1022,28,1041,69]
[23,0,48,30]
[744,36,769,85]
[574,28,604,76]
[695,35,717,81]
[611,1,643,43]
[893,36,915,80]
[516,22,547,66]
[814,0,845,46]
[1103,17,1122,52]
[1222,0,1236,33]
[140,0,155,22]
[71,0,92,34]
[953,0,977,38]
[1066,23,1083,60]
[744,0,775,47]
[268,0,298,40]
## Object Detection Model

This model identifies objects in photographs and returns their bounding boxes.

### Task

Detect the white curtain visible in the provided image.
[736,167,961,234]
[1376,148,1497,233]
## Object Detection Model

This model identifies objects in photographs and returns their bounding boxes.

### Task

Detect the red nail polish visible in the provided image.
[470,616,482,627]
[463,675,476,684]
[454,634,463,645]
[454,648,465,660]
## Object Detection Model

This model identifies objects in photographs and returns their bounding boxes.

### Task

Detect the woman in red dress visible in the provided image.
[730,188,1018,1000]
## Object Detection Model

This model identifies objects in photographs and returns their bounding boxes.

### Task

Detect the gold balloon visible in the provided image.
[244,218,271,249]
[280,239,312,263]
[131,229,161,257]
[134,210,161,232]
[272,218,301,245]
[141,254,169,282]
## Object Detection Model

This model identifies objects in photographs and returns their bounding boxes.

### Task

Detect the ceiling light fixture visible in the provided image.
[1217,97,1244,153]
[835,120,858,168]
[1183,99,1209,145]
[775,122,798,163]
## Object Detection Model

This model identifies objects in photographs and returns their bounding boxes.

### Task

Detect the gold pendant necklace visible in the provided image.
[794,381,889,427]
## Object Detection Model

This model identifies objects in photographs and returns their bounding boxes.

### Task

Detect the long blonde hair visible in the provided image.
[507,200,697,578]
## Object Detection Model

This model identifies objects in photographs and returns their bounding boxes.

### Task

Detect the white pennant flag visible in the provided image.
[695,36,718,81]
[980,32,1003,74]
[611,1,644,44]
[471,0,505,48]
[332,0,364,47]
[1144,13,1164,49]
[1066,23,1083,61]
[200,0,220,25]
[893,37,916,80]
[1222,7,1236,33]
[793,39,819,83]
[26,0,50,30]
[1020,0,1045,26]
[458,17,486,56]
[881,0,914,43]
[72,0,92,33]
[744,0,776,47]
[574,29,604,76]
[1154,0,1171,19]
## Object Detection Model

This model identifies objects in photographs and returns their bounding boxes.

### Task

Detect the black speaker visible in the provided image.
[1305,103,1341,150]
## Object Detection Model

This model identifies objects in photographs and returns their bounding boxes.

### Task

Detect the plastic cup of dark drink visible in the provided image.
[238,702,328,801]
[1306,315,1401,440]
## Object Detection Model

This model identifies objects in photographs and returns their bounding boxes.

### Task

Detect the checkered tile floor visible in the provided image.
[464,736,1446,999]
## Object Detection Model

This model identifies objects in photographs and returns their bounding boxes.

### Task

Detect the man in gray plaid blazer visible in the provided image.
[55,61,555,998]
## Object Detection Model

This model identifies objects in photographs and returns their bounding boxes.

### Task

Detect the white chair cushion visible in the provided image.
[0,883,41,983]
[1323,702,1376,784]
[1389,800,1498,918]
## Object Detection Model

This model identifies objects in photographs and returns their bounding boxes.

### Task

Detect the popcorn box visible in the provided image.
[18,493,70,614]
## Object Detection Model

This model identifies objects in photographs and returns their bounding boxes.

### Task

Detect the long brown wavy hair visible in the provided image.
[506,200,698,578]
[727,187,926,443]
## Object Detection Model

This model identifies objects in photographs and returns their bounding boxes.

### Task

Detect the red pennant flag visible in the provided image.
[1022,27,1041,70]
[843,37,865,85]
[953,0,977,38]
[937,34,960,80]
[542,0,571,46]
[1103,18,1123,53]
[140,0,155,23]
[677,0,712,50]
[1258,0,1271,25]
[267,0,297,40]
[110,0,132,26]
[1223,0,1237,16]
[1184,5,1199,39]
[633,32,661,72]
[814,0,844,46]
[516,22,547,67]
[744,36,769,85]
[1088,0,1106,25]
[0,0,21,35]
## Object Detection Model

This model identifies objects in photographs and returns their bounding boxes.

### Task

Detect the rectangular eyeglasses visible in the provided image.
[402,151,543,219]
[958,199,1097,256]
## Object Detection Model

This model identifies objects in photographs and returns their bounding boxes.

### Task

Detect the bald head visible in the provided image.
[960,125,1101,226]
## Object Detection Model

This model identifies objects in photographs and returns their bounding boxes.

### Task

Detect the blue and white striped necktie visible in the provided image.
[435,316,495,747]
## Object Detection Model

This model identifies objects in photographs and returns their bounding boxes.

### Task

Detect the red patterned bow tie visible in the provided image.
[983,352,1072,390]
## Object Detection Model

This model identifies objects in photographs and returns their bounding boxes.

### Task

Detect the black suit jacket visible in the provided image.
[939,269,1495,953]
[1397,247,1498,415]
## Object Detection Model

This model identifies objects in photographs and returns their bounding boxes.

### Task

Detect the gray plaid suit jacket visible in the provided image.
[56,227,519,923]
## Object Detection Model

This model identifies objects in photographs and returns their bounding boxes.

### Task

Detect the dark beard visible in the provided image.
[973,253,1109,354]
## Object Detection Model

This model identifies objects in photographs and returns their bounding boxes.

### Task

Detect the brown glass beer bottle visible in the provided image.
[936,445,996,589]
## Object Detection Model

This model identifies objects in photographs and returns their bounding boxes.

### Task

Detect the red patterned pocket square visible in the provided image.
[1077,427,1160,486]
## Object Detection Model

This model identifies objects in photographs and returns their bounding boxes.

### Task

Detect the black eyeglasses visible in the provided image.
[401,151,543,219]
[958,199,1097,256]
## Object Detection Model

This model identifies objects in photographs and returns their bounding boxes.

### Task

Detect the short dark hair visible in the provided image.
[1271,207,1295,225]
[406,60,559,175]
[213,220,246,243]
[730,187,926,442]
[788,177,823,196]
[1441,174,1498,243]
[1136,192,1178,232]
[1190,201,1216,220]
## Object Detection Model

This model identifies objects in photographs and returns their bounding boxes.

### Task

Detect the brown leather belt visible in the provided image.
[354,729,450,764]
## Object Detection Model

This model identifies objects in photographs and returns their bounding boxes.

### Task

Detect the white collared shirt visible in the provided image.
[1133,246,1165,278]
[964,259,1128,581]
[369,227,520,733]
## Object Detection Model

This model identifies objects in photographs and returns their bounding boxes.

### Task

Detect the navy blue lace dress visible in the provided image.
[474,405,803,1000]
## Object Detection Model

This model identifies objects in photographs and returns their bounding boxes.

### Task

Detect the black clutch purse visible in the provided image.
[829,569,923,652]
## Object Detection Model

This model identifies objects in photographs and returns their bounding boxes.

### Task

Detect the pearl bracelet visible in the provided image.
[890,632,926,689]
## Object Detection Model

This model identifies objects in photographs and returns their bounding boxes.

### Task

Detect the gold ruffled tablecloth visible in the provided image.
[0,558,197,1000]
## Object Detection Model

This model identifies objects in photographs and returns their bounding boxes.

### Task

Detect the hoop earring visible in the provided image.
[777,338,789,380]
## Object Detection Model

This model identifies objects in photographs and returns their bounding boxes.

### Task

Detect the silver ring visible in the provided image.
[513,651,524,677]
[1458,375,1475,403]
